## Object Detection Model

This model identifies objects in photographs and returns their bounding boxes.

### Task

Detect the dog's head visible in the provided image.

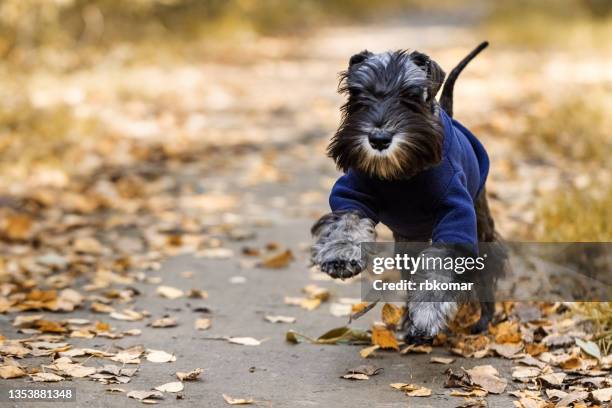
[328,50,446,180]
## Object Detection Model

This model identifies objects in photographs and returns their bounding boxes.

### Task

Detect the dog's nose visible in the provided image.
[368,129,393,151]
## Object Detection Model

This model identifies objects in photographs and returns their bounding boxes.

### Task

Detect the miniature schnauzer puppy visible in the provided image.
[311,42,505,342]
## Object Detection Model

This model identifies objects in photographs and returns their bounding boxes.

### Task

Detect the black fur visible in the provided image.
[327,50,444,180]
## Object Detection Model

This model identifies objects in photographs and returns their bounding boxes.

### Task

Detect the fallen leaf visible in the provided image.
[465,365,507,394]
[176,368,203,381]
[146,349,176,363]
[360,345,380,358]
[150,317,178,328]
[222,394,254,405]
[259,249,293,268]
[346,365,383,376]
[450,388,488,397]
[302,284,330,301]
[555,391,588,407]
[226,337,261,346]
[489,321,521,344]
[154,382,184,393]
[512,366,541,381]
[329,303,352,317]
[390,383,432,397]
[156,286,184,299]
[30,372,64,382]
[525,342,547,356]
[264,315,295,324]
[538,372,566,386]
[195,318,211,330]
[591,387,612,403]
[286,327,369,345]
[490,342,522,358]
[187,289,208,299]
[381,303,403,329]
[110,309,144,321]
[430,357,455,364]
[575,338,601,360]
[371,324,399,350]
[127,390,164,401]
[401,344,433,354]
[341,373,369,380]
[0,365,26,379]
[13,314,44,327]
[2,214,33,240]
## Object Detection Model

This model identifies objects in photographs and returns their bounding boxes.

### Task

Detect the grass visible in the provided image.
[571,303,612,355]
[483,0,612,49]
[535,185,611,242]
[520,94,611,167]
[0,98,99,179]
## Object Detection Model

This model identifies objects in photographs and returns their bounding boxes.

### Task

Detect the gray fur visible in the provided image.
[311,211,376,279]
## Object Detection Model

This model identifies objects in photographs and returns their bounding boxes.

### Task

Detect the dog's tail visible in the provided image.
[439,41,489,117]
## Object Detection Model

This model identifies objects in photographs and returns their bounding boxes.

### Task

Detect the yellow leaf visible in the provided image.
[371,324,399,350]
[381,303,403,328]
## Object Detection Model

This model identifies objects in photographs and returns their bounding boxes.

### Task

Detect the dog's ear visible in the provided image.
[348,50,372,67]
[410,51,446,101]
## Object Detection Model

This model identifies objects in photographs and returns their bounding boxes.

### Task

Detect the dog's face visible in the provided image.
[328,50,446,180]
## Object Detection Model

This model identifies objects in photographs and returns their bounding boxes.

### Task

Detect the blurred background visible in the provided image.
[0,0,610,242]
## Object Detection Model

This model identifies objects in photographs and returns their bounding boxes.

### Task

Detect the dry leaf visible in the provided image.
[154,382,184,393]
[259,249,293,268]
[146,349,176,363]
[489,321,521,344]
[151,317,178,328]
[430,357,455,364]
[195,318,211,330]
[525,343,547,356]
[390,383,432,397]
[450,389,487,397]
[401,344,433,354]
[222,394,254,405]
[302,284,330,301]
[176,368,203,381]
[465,365,507,394]
[371,324,399,350]
[346,365,383,376]
[381,303,402,329]
[3,214,33,240]
[341,373,369,380]
[591,387,612,403]
[264,315,296,324]
[0,365,26,379]
[360,345,380,358]
[127,390,164,401]
[30,372,64,382]
[490,342,522,358]
[156,285,184,299]
[329,303,352,317]
[226,337,261,346]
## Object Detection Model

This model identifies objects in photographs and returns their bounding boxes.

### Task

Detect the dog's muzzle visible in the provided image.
[368,129,393,151]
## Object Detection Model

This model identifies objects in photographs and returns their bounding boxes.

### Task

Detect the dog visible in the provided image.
[311,42,505,342]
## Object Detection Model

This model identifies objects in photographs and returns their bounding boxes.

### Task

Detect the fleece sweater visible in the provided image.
[329,109,489,249]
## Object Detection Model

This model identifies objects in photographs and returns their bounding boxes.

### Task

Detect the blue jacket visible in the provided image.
[329,109,489,248]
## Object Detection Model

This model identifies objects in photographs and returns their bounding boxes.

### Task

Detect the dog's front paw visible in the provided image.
[320,257,364,279]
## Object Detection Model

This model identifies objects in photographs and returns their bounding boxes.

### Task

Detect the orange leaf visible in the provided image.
[371,324,399,350]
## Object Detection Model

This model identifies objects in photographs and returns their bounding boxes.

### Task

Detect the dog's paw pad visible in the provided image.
[320,258,362,279]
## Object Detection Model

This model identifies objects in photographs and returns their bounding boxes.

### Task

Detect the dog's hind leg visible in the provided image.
[472,187,504,333]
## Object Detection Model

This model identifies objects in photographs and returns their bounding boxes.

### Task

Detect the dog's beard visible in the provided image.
[356,133,418,179]
[328,120,444,180]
